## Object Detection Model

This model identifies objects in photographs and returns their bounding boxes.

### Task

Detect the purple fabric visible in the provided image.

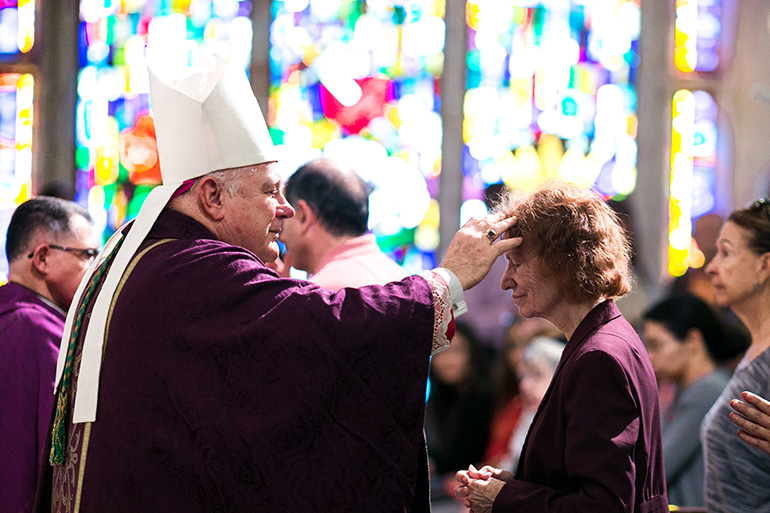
[493,300,669,513]
[36,209,435,513]
[0,282,64,513]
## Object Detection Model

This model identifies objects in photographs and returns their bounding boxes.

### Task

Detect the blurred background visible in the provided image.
[0,0,767,341]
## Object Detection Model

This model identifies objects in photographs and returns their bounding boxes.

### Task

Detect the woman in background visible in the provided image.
[642,294,747,507]
[486,336,564,472]
[483,318,561,469]
[426,321,493,501]
[703,198,770,512]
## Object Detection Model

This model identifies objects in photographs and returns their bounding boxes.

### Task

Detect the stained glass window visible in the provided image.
[76,0,253,241]
[668,89,718,276]
[669,0,723,276]
[269,0,445,272]
[675,0,722,73]
[0,0,34,279]
[0,72,33,278]
[462,0,641,220]
[0,0,34,55]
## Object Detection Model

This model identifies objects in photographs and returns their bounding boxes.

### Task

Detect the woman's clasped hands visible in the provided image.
[454,464,514,513]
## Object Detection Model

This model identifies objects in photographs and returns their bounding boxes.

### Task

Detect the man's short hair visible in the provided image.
[6,196,93,262]
[284,159,370,237]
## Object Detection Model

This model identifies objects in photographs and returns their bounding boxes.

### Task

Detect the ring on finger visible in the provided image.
[486,229,497,241]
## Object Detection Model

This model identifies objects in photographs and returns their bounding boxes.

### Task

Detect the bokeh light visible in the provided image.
[669,89,718,277]
[463,0,641,206]
[0,72,33,277]
[675,0,722,73]
[76,0,253,242]
[270,0,445,269]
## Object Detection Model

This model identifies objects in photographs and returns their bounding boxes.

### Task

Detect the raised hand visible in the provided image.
[440,212,521,290]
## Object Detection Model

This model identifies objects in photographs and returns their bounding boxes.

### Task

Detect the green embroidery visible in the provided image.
[50,236,125,465]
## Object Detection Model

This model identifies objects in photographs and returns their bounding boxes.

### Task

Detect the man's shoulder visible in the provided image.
[0,298,64,345]
[122,233,280,296]
[0,283,64,324]
[142,234,265,268]
[312,248,407,290]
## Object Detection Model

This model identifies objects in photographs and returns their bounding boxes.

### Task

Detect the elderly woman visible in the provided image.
[454,182,668,512]
[702,198,770,512]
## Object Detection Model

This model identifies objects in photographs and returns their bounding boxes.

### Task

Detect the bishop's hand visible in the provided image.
[440,211,520,291]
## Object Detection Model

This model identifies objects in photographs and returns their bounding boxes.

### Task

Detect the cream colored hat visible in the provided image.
[149,52,276,183]
[55,52,276,424]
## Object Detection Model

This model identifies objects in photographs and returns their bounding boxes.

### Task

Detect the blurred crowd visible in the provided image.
[425,189,770,513]
[427,294,753,511]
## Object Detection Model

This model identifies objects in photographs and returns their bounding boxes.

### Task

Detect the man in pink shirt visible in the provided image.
[279,158,407,290]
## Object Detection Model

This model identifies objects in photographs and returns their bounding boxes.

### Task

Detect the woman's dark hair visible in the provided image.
[429,321,491,390]
[643,294,747,363]
[728,199,770,255]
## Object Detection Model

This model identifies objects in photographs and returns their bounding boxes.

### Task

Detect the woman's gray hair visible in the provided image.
[522,336,565,372]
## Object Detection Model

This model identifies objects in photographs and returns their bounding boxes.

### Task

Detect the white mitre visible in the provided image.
[55,52,276,424]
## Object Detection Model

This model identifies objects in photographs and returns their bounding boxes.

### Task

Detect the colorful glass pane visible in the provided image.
[0,0,34,55]
[270,0,445,272]
[0,72,33,278]
[463,0,640,205]
[76,0,253,241]
[675,0,721,73]
[668,89,717,277]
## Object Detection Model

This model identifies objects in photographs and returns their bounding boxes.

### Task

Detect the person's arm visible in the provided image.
[730,391,770,456]
[661,383,717,482]
[422,211,521,354]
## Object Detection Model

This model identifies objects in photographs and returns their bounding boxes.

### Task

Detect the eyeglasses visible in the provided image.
[748,198,770,220]
[27,244,99,261]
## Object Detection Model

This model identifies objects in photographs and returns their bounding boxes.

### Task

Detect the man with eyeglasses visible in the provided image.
[0,196,98,513]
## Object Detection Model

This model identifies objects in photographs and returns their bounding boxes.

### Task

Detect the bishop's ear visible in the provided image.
[197,176,227,221]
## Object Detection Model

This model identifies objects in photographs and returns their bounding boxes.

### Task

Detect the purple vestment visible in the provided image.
[36,209,436,513]
[0,282,65,513]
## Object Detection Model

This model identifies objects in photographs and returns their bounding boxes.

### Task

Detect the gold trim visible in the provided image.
[74,422,91,512]
[72,238,175,512]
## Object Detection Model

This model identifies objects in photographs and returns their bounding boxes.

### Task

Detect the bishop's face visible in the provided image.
[223,162,295,263]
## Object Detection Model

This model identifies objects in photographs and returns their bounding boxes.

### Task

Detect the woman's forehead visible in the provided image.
[718,221,750,247]
[507,240,535,258]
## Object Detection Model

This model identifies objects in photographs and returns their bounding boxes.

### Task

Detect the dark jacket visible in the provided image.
[493,300,668,512]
